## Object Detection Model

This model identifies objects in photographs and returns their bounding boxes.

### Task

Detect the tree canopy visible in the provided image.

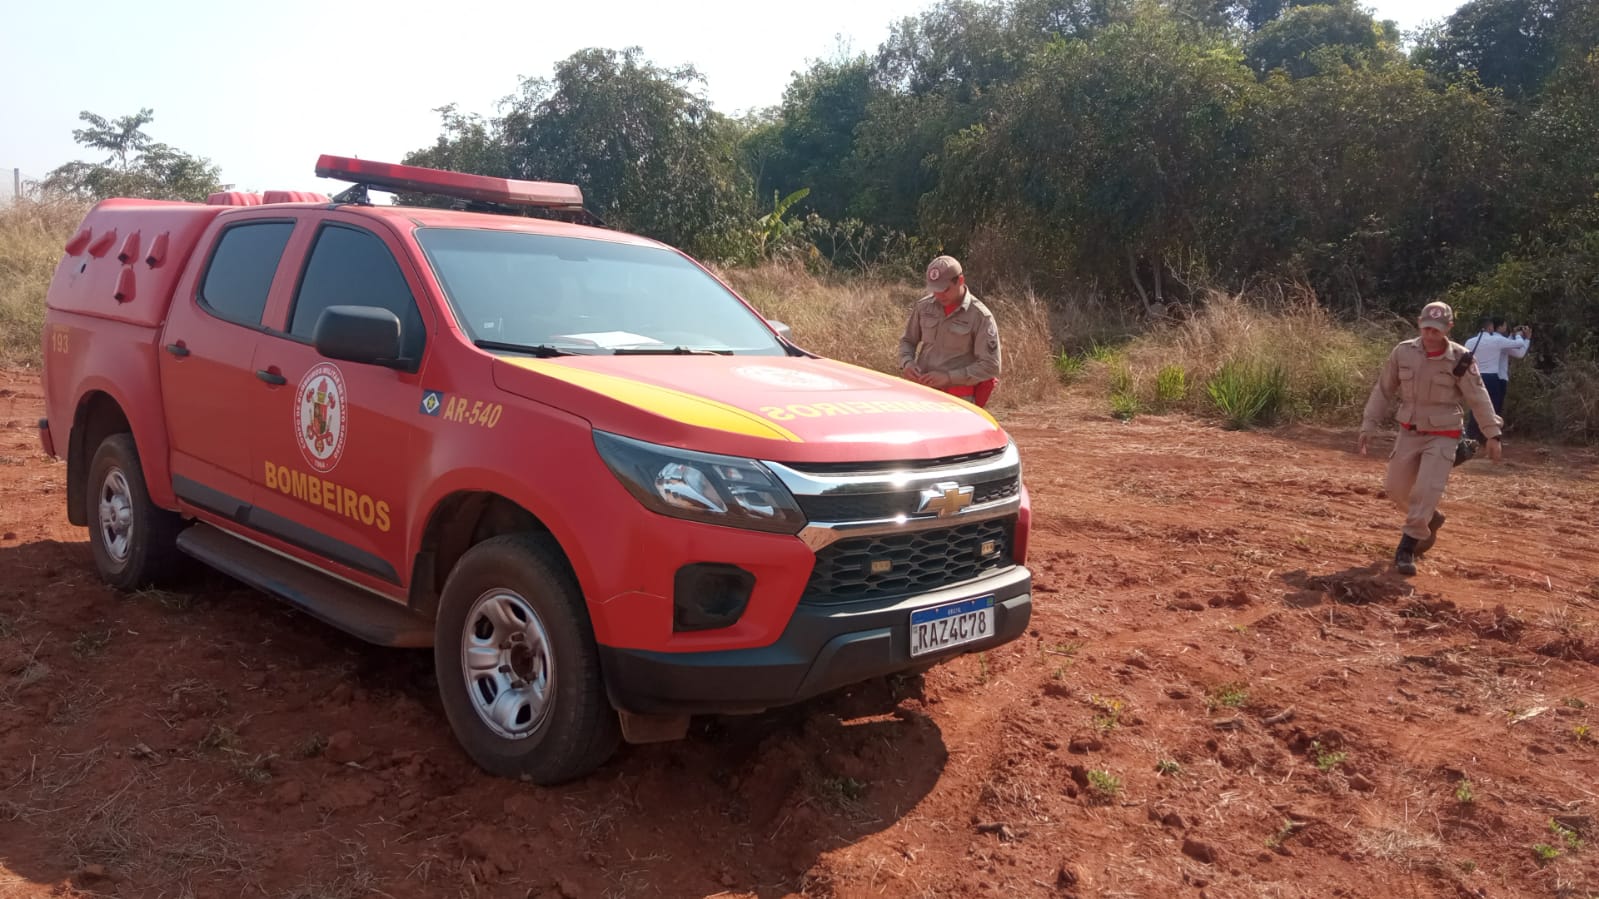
[397,0,1599,353]
[43,109,225,203]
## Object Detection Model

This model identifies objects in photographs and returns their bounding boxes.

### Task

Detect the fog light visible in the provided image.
[673,563,755,632]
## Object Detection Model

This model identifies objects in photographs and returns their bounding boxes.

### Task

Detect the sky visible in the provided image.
[3,0,1466,199]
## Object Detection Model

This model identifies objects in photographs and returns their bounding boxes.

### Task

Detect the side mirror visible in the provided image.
[767,319,794,342]
[314,305,404,368]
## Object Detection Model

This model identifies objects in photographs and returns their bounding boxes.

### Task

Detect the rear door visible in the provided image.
[246,215,433,591]
[159,217,296,513]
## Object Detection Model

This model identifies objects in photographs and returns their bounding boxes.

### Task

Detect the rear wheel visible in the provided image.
[434,533,621,784]
[85,434,183,590]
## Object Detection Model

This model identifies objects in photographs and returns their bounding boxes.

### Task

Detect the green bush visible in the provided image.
[1107,361,1140,419]
[1053,348,1087,383]
[1110,390,1140,420]
[1108,362,1133,395]
[1088,341,1124,364]
[1153,364,1188,410]
[1207,361,1288,429]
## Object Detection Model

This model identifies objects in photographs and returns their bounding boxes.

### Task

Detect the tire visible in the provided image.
[434,533,621,784]
[85,433,184,590]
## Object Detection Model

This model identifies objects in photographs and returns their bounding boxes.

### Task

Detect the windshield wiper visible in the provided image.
[474,339,577,357]
[610,346,731,355]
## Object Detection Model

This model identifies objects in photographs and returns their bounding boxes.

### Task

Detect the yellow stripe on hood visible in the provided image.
[505,358,804,442]
[824,359,1001,428]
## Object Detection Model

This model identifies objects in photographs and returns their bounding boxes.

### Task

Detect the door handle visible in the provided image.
[164,343,190,357]
[255,369,287,386]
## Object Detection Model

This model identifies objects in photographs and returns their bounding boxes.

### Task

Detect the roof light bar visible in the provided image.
[314,154,585,210]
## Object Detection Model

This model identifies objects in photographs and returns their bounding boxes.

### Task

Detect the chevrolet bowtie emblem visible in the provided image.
[918,481,974,517]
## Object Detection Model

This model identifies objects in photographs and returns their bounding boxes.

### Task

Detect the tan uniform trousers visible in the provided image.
[1385,428,1456,541]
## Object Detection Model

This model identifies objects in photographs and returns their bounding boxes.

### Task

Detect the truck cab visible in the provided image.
[39,156,1033,784]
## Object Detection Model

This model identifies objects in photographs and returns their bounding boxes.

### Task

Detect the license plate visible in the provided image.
[909,595,996,658]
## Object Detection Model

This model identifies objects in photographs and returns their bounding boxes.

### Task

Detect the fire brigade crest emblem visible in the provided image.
[294,362,348,472]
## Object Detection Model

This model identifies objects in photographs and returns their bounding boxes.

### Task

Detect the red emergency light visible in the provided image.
[314,154,586,211]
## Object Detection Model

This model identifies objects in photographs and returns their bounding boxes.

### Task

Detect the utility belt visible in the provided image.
[1401,422,1462,439]
[939,378,997,407]
[1402,421,1479,466]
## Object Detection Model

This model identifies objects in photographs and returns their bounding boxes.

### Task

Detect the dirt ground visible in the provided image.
[3,365,1598,899]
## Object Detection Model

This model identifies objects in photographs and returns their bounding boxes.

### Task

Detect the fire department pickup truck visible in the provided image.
[37,156,1033,783]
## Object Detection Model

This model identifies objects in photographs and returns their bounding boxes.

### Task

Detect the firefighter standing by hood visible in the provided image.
[898,255,1002,407]
[1359,301,1503,575]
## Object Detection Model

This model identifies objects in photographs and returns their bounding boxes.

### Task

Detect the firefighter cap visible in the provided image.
[1419,301,1454,332]
[926,255,963,292]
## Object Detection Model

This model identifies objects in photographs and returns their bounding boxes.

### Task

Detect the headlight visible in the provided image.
[593,431,805,534]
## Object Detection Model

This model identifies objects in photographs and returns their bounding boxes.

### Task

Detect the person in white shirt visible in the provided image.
[1464,316,1531,441]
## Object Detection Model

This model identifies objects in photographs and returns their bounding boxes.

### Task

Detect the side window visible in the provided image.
[198,221,295,327]
[289,225,426,361]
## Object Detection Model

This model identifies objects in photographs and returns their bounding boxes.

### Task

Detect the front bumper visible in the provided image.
[597,564,1031,715]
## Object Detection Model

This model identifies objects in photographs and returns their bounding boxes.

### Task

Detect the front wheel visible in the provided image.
[84,433,183,590]
[434,533,621,784]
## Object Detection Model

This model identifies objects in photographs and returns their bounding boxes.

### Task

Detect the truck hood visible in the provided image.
[490,353,1008,463]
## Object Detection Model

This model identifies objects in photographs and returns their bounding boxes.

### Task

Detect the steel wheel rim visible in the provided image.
[97,468,134,564]
[461,588,555,740]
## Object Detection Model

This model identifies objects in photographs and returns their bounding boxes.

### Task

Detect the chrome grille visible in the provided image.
[801,518,1014,605]
[796,474,1020,522]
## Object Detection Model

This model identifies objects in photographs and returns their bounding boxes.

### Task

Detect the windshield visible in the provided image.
[414,227,785,355]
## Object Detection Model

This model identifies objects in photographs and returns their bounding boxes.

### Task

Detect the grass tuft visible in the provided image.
[1207,361,1288,429]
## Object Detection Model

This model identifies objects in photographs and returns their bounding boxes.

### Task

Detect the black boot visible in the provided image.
[1394,534,1419,576]
[1415,512,1445,557]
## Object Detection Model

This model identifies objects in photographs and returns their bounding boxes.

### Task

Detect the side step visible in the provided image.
[177,523,433,648]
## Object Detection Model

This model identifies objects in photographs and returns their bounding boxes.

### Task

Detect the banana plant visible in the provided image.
[755,187,811,259]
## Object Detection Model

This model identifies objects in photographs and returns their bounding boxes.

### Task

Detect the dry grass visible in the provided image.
[0,198,87,367]
[281,841,379,899]
[64,780,144,869]
[719,260,1061,411]
[1073,287,1398,426]
[1355,816,1444,866]
[1505,355,1599,444]
[59,778,257,891]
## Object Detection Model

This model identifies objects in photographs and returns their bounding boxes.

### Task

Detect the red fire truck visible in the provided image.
[38,155,1033,783]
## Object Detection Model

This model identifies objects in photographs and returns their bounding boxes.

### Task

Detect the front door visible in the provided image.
[159,218,296,511]
[247,218,432,593]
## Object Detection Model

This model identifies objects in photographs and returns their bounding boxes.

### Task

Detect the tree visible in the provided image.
[1515,48,1599,230]
[923,11,1260,310]
[1413,0,1598,99]
[1245,1,1401,79]
[42,109,225,202]
[400,103,513,185]
[846,0,1043,232]
[403,48,753,258]
[1232,63,1511,310]
[1007,0,1136,40]
[1240,0,1294,29]
[873,0,1031,98]
[750,55,878,222]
